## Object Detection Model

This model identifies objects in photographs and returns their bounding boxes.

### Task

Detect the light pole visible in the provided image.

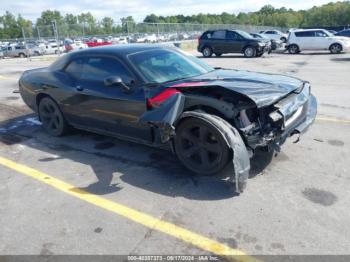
[52,20,60,55]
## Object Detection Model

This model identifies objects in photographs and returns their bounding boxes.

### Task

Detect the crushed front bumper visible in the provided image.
[278,93,317,145]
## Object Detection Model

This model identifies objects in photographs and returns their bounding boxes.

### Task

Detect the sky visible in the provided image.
[0,0,337,22]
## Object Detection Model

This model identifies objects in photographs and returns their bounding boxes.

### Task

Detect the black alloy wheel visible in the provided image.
[175,117,230,175]
[38,97,68,136]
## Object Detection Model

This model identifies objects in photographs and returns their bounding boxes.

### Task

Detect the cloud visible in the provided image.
[0,0,337,22]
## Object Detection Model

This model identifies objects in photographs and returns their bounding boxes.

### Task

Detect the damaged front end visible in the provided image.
[139,81,317,193]
[236,82,317,152]
[140,89,251,193]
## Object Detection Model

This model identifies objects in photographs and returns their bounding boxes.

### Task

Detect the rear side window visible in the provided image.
[212,30,226,39]
[81,57,133,84]
[265,31,276,34]
[295,31,315,37]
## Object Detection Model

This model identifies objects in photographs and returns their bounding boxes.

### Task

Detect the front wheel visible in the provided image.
[38,97,68,136]
[330,43,342,54]
[288,44,299,54]
[244,46,256,58]
[174,117,230,175]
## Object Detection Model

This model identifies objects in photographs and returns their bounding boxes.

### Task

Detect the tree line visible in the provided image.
[1,1,350,39]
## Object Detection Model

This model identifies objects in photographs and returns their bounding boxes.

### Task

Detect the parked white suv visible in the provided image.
[287,29,350,54]
[259,30,288,43]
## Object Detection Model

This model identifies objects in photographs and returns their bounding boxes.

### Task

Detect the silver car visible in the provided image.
[4,45,43,58]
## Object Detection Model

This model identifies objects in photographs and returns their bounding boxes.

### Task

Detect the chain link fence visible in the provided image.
[0,21,287,43]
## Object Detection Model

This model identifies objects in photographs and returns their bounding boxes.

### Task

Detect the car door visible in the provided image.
[7,46,13,57]
[210,30,226,53]
[64,55,152,142]
[295,31,314,49]
[225,31,245,53]
[312,30,329,49]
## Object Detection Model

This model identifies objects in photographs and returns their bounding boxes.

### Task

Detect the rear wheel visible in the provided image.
[19,53,26,58]
[38,97,68,136]
[244,46,256,58]
[329,43,342,54]
[280,37,287,43]
[175,117,230,175]
[288,44,299,54]
[202,46,213,57]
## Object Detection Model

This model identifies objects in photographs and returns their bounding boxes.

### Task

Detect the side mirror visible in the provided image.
[104,76,130,92]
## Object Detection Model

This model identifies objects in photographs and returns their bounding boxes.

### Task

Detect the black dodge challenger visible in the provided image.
[19,44,317,192]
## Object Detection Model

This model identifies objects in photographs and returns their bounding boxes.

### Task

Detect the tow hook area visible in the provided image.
[291,130,301,144]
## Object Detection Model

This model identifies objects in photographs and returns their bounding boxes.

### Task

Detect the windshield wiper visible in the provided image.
[160,76,191,85]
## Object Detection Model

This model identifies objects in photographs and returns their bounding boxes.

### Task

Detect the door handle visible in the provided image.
[76,85,84,91]
[41,84,50,89]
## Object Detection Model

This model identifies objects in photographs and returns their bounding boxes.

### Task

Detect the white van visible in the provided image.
[287,29,350,54]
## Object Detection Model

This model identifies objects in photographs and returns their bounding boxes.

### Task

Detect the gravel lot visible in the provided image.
[0,50,349,258]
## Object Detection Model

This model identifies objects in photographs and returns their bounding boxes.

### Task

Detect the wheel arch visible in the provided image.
[36,93,57,120]
[175,111,251,193]
[329,42,343,51]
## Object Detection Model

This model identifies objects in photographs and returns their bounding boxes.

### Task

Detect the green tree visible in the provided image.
[101,17,114,34]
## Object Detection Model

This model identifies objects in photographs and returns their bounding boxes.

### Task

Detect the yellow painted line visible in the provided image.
[0,75,15,80]
[316,117,350,124]
[0,156,258,262]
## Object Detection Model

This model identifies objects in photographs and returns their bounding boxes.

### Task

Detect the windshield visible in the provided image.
[128,48,214,84]
[237,30,253,39]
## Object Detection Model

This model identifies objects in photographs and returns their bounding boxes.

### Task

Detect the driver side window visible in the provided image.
[81,57,133,84]
[315,31,327,37]
[226,31,241,40]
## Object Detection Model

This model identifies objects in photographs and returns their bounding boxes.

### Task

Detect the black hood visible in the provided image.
[184,69,306,108]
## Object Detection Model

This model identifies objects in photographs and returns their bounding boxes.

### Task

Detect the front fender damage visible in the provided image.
[140,93,250,193]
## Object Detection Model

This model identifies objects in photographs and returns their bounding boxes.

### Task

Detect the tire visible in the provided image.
[329,43,342,54]
[243,46,256,58]
[19,53,26,58]
[202,46,213,57]
[288,44,299,54]
[280,37,287,43]
[38,97,68,137]
[174,117,230,175]
[214,53,222,57]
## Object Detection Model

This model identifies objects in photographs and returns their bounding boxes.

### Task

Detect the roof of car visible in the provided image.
[292,28,325,32]
[72,44,174,57]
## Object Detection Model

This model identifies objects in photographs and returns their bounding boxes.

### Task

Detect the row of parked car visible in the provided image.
[197,28,350,58]
[0,39,66,58]
[0,32,198,58]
